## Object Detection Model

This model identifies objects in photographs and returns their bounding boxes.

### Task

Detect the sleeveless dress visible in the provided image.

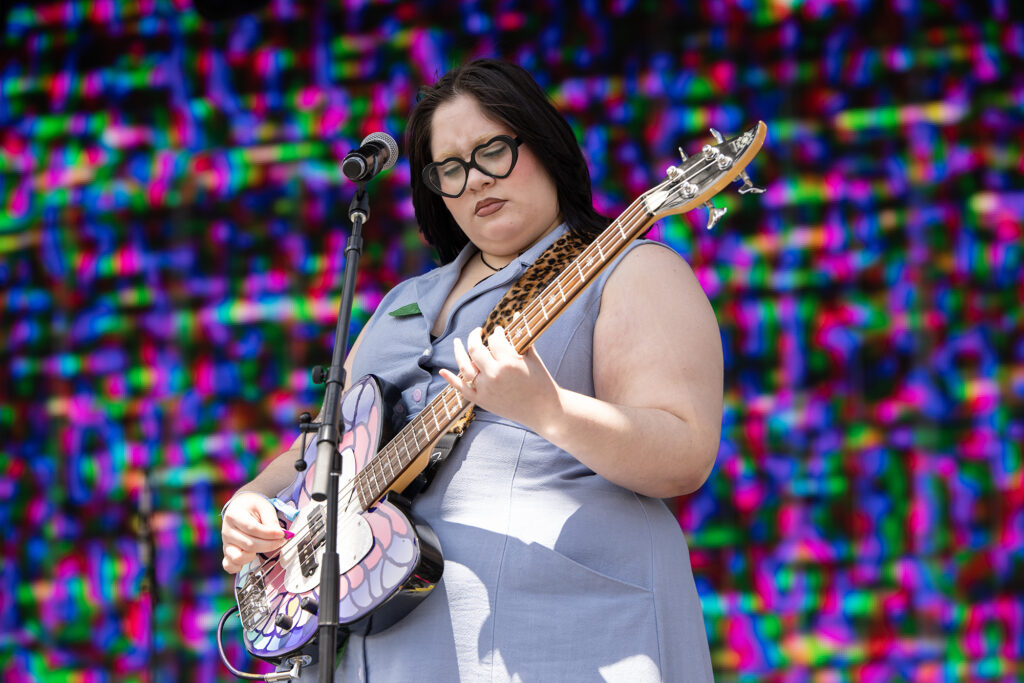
[322,225,714,681]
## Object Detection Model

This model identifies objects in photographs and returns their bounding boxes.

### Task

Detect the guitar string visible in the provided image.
[238,154,728,602]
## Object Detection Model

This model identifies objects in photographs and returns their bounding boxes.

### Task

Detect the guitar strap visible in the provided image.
[415,230,591,491]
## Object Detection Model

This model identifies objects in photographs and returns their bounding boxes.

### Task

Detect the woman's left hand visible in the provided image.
[440,325,561,429]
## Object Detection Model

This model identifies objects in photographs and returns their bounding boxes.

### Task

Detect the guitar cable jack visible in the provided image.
[217,605,311,680]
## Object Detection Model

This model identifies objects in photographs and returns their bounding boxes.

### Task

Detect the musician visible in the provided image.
[221,58,722,680]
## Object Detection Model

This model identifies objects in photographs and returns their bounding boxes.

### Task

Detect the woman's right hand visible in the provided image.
[220,491,291,574]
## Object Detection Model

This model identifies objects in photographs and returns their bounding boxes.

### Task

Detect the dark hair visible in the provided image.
[406,59,607,264]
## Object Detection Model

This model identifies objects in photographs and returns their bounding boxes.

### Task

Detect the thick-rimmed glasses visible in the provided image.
[422,135,523,198]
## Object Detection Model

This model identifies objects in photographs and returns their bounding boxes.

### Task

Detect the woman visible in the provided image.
[221,59,722,681]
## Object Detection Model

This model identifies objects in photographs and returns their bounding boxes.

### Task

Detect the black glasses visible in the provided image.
[422,135,523,198]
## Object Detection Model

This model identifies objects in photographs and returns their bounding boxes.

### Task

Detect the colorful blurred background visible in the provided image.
[2,0,1022,680]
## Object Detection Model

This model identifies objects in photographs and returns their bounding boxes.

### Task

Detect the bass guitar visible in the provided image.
[232,122,767,662]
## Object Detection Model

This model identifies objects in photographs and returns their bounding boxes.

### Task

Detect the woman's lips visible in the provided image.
[475,198,506,217]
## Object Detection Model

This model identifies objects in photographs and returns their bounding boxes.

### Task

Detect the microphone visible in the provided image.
[342,132,399,183]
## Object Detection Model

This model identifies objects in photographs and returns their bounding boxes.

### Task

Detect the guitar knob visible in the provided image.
[300,596,319,615]
[275,613,294,631]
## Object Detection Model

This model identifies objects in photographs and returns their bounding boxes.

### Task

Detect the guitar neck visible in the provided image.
[501,196,655,355]
[351,194,656,510]
[352,383,468,510]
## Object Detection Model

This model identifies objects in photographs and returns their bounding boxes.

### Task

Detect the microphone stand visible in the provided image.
[310,183,371,682]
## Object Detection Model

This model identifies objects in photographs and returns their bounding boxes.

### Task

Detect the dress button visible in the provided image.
[412,388,423,402]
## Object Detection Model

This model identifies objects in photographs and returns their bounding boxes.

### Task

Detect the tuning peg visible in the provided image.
[704,200,727,230]
[737,169,766,194]
[677,146,689,161]
[709,128,726,144]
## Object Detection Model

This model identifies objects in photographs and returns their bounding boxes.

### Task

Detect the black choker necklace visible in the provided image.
[479,252,502,271]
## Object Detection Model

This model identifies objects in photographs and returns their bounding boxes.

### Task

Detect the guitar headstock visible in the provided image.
[643,121,768,229]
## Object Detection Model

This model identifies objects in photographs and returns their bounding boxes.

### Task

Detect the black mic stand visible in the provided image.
[310,183,371,683]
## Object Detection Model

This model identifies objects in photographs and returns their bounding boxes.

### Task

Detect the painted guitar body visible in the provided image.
[234,375,443,662]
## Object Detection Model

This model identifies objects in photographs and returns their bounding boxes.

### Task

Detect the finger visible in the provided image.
[521,345,549,372]
[222,526,291,553]
[452,337,477,379]
[231,517,287,541]
[487,325,518,358]
[223,544,257,572]
[224,558,249,575]
[227,505,288,541]
[440,367,477,396]
[465,327,497,373]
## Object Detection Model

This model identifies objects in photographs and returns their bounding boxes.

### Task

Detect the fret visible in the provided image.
[368,462,382,499]
[401,430,416,467]
[408,424,423,453]
[511,324,526,349]
[361,469,376,505]
[594,239,605,260]
[355,484,365,511]
[603,237,619,261]
[617,219,628,240]
[442,391,459,419]
[555,276,567,303]
[431,403,444,432]
[417,409,434,441]
[520,311,532,338]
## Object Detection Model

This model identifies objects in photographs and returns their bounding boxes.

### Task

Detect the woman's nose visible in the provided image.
[464,165,493,193]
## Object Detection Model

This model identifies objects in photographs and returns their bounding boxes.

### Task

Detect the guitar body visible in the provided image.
[234,375,444,662]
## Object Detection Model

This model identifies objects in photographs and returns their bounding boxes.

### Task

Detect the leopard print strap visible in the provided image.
[453,231,590,427]
[480,231,591,337]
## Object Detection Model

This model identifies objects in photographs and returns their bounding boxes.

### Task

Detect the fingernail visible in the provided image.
[283,529,295,539]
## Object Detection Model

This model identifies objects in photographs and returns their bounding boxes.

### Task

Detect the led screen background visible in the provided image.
[2,0,1022,680]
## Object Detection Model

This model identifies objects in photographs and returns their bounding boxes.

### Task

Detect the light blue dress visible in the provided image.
[327,225,714,681]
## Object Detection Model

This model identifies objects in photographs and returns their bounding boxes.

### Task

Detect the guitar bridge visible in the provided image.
[237,571,270,630]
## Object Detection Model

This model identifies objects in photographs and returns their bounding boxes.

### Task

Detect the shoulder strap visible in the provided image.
[481,231,591,335]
